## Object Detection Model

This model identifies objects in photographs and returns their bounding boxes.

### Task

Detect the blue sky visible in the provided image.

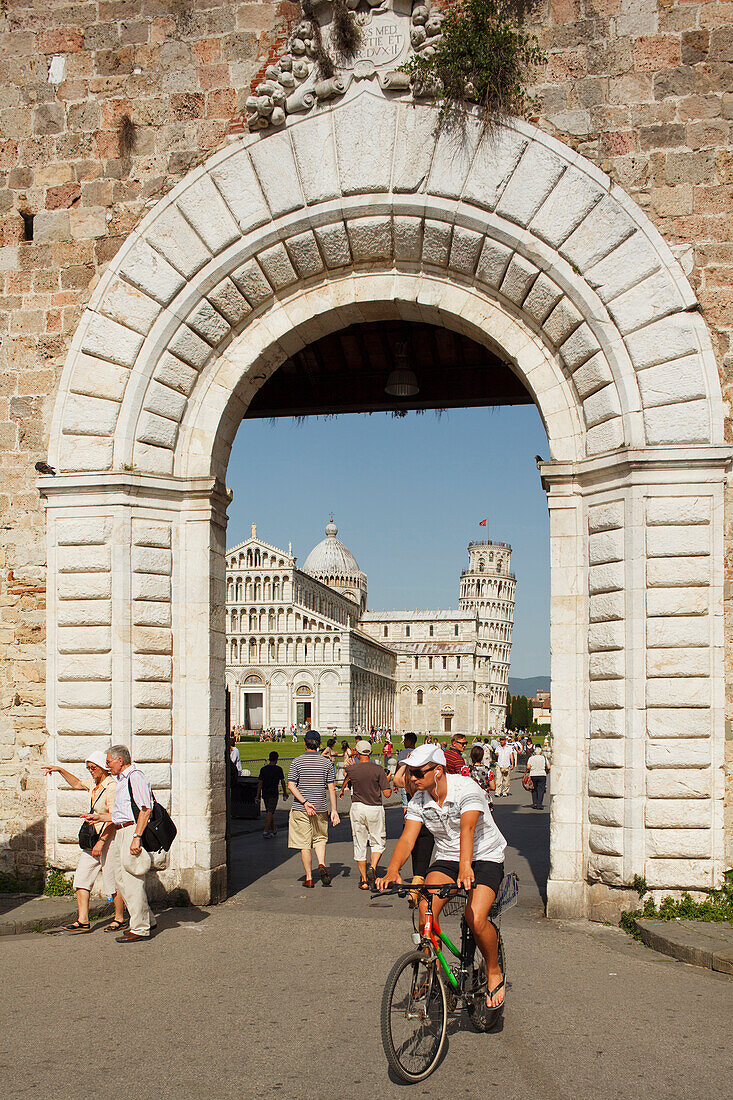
[227,405,550,678]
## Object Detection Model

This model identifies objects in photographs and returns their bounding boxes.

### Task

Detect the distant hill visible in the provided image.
[508,676,550,698]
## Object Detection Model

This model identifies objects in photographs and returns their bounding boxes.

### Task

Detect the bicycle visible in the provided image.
[377,872,519,1083]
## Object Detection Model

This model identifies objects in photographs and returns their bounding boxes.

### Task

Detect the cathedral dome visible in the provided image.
[303,519,360,576]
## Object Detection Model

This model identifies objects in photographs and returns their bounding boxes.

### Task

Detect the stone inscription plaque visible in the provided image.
[332,12,409,72]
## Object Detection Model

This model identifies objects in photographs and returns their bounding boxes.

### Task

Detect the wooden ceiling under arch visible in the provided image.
[243,320,534,420]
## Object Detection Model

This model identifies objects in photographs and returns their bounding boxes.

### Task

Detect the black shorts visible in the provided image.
[263,795,278,813]
[428,859,504,895]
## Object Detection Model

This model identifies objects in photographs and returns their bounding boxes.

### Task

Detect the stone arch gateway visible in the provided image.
[41,88,730,918]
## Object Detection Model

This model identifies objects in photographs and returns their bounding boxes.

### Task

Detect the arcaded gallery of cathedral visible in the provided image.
[225,521,516,736]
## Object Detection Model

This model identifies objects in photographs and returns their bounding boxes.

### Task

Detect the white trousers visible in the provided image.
[498,767,512,796]
[112,825,152,936]
[350,803,386,862]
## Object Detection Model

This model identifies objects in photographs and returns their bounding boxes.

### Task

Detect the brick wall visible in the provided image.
[0,0,287,880]
[0,0,731,877]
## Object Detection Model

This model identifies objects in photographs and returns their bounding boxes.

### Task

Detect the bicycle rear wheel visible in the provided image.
[381,950,448,1083]
[467,926,506,1033]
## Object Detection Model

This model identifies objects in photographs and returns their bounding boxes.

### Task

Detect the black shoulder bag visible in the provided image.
[78,785,106,851]
[128,777,177,853]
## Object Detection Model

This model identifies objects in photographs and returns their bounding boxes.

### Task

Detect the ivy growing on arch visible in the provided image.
[404,0,544,126]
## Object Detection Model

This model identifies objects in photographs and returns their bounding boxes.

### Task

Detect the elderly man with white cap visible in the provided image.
[44,750,127,934]
[377,742,508,1010]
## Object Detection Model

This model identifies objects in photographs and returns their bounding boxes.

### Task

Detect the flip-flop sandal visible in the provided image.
[104,920,128,933]
[358,880,370,890]
[63,921,91,933]
[486,978,506,1009]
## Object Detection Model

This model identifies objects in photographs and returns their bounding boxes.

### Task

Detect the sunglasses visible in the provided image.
[408,764,438,780]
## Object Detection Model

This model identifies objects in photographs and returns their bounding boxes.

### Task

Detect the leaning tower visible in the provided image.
[459,540,516,731]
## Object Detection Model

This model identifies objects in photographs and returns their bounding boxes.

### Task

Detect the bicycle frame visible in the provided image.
[422,910,464,991]
[420,888,506,998]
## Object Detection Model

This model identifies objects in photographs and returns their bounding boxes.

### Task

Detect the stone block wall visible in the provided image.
[0,0,731,881]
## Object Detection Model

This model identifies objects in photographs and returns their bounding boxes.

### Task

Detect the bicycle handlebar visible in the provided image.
[371,883,469,901]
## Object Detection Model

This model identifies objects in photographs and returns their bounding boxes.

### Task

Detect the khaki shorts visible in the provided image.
[73,841,116,895]
[350,802,386,862]
[288,809,329,849]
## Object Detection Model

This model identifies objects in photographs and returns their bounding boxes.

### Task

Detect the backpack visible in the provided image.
[470,764,493,794]
[128,777,177,853]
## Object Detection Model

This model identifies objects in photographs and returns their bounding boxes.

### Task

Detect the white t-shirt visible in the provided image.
[496,745,515,769]
[527,753,548,777]
[406,774,506,864]
[230,746,242,776]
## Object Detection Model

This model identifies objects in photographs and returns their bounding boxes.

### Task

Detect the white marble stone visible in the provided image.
[146,205,212,279]
[210,149,271,233]
[496,141,564,227]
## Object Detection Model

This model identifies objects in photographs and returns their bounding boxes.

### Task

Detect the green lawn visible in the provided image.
[234,735,394,773]
[233,733,550,775]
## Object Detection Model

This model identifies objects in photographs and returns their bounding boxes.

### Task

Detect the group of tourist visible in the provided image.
[278,727,519,1010]
[276,728,551,892]
[46,727,549,971]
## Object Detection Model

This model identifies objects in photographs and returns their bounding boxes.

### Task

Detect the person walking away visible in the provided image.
[469,744,496,807]
[495,735,515,797]
[377,744,508,1010]
[338,739,392,889]
[85,745,155,942]
[257,751,288,837]
[525,745,550,809]
[287,731,340,887]
[444,733,470,776]
[44,751,126,933]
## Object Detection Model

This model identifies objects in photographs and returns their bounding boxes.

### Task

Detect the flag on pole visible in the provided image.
[479,519,488,527]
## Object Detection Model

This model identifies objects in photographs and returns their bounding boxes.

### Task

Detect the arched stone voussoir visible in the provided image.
[120,205,642,473]
[180,272,586,482]
[50,88,722,477]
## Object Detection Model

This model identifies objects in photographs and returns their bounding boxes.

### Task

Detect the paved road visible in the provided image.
[2,778,731,1099]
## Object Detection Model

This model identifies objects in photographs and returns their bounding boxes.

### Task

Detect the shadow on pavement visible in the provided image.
[491,791,550,909]
[227,796,407,895]
[148,903,210,934]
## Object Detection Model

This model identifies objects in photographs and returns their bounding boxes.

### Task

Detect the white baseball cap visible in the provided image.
[355,739,372,754]
[403,743,446,769]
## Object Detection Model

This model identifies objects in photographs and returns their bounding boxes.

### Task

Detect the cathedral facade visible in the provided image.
[225,522,515,736]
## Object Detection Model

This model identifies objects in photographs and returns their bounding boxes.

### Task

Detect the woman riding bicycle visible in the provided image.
[376,743,507,1010]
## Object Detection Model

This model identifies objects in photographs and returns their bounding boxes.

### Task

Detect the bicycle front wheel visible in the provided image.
[381,950,448,1083]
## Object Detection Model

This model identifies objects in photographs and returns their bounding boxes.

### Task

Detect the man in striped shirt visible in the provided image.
[287,731,340,888]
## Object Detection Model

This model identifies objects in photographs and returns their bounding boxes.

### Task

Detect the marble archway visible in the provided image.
[41,88,728,917]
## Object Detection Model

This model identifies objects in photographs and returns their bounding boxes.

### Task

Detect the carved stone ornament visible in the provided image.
[245,0,444,131]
